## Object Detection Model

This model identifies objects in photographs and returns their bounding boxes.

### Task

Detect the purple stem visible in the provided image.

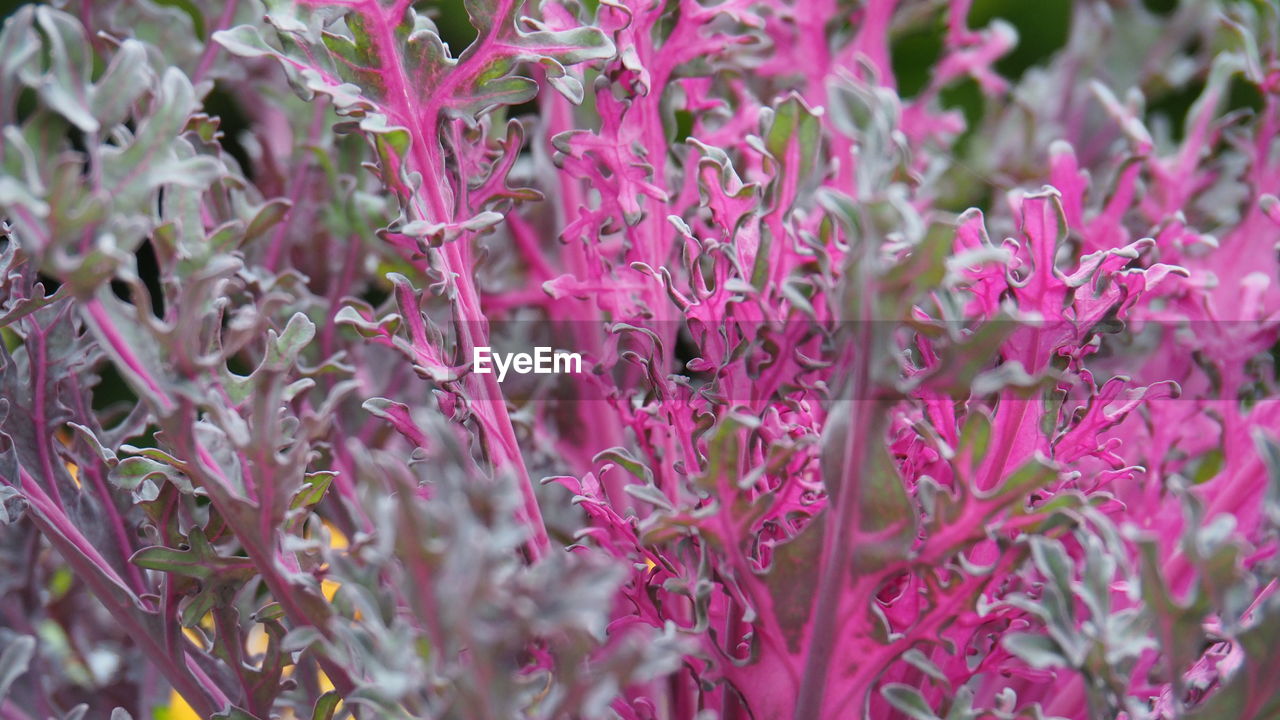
[67,374,149,596]
[793,281,880,718]
[353,0,549,557]
[13,468,221,717]
[264,101,328,272]
[82,299,172,411]
[191,0,240,84]
[79,298,360,697]
[25,319,64,510]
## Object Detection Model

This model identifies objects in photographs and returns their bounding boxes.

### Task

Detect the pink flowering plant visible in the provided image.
[3,0,1280,718]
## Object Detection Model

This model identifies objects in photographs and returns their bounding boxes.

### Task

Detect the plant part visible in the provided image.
[2,0,1280,718]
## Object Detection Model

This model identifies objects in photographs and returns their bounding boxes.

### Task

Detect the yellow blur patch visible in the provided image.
[321,578,341,602]
[324,520,349,550]
[319,578,359,618]
[181,627,205,651]
[246,623,269,657]
[160,689,200,720]
[56,431,82,489]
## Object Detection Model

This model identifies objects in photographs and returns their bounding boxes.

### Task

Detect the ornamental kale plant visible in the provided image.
[2,0,1280,718]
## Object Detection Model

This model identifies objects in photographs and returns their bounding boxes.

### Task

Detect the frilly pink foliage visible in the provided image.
[3,0,1280,718]
[513,2,1280,718]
